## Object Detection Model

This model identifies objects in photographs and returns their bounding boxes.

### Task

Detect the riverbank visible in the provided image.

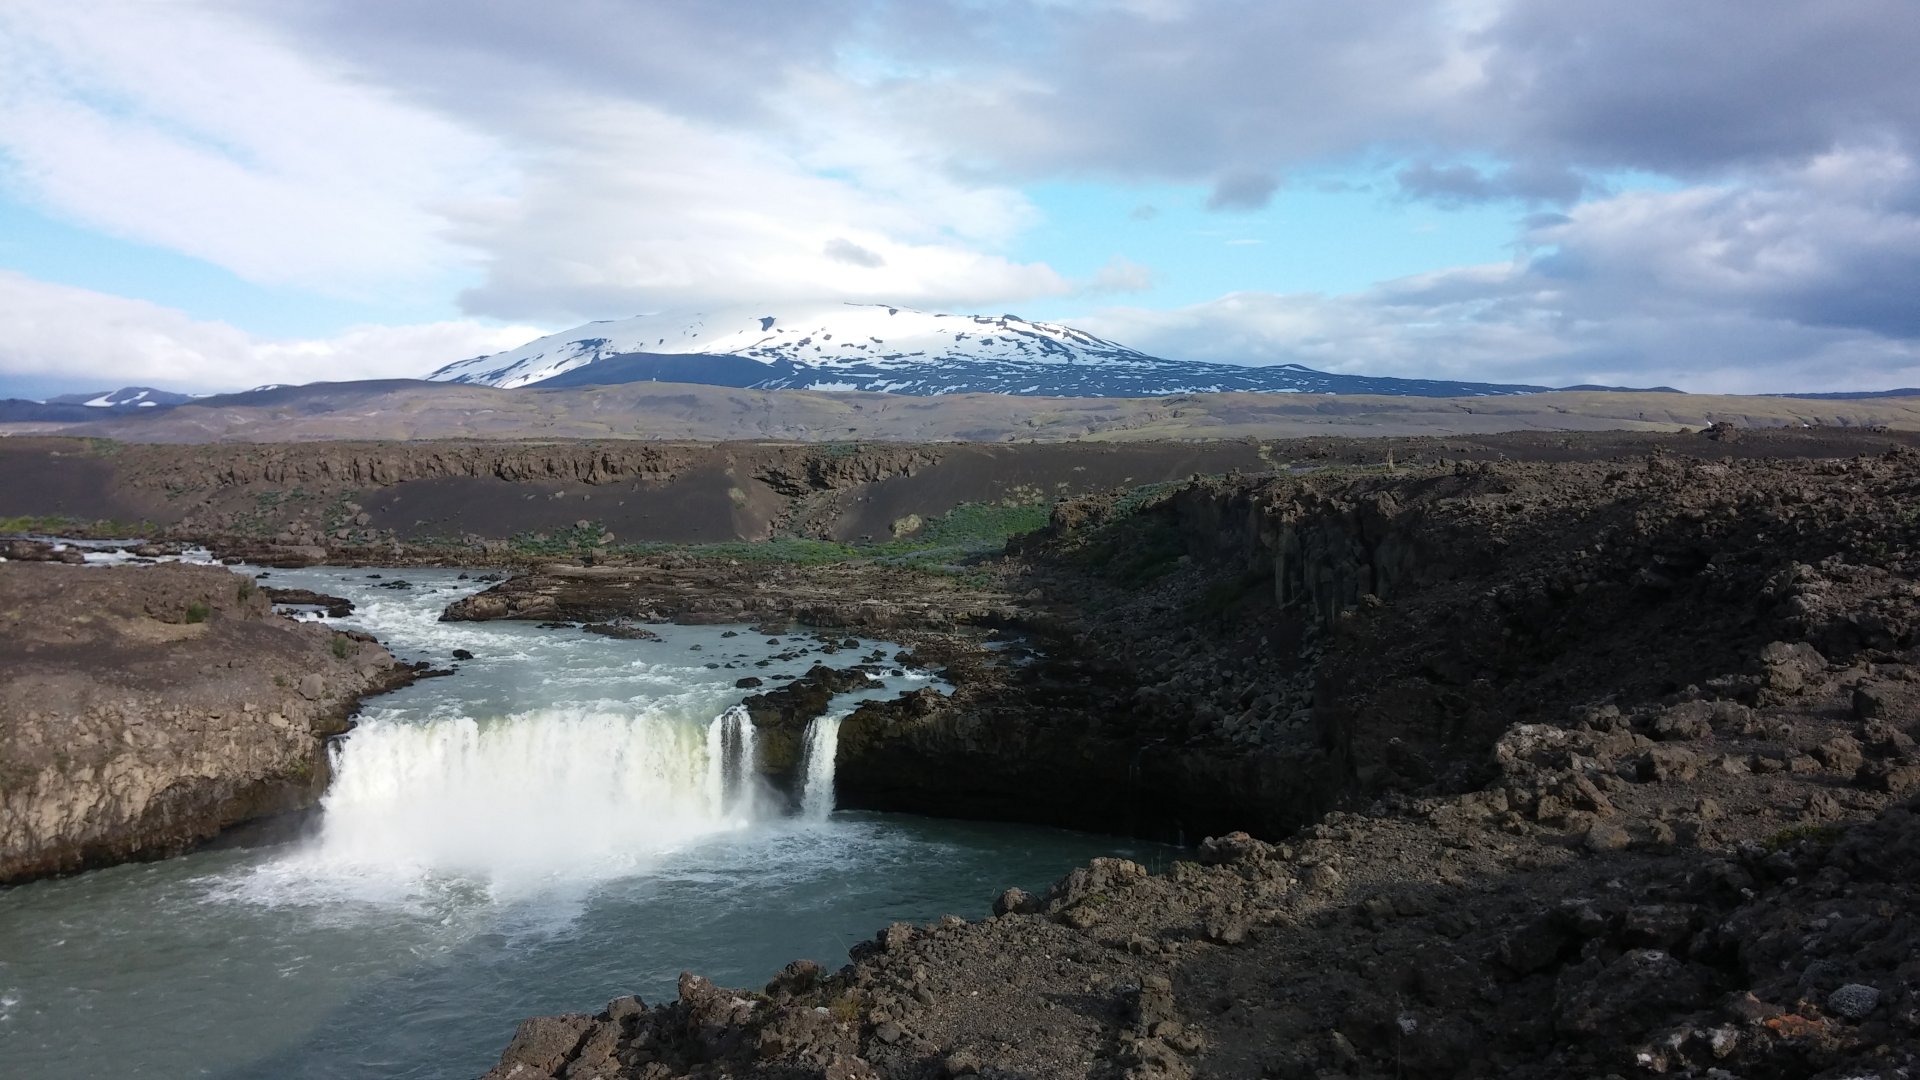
[0,561,417,883]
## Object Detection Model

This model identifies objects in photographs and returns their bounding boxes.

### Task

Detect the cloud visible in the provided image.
[866,1,1920,187]
[446,101,1069,322]
[1082,146,1920,393]
[823,238,888,268]
[1395,160,1589,206]
[0,1,1069,323]
[0,2,506,294]
[1087,255,1154,293]
[0,271,542,394]
[1205,171,1280,212]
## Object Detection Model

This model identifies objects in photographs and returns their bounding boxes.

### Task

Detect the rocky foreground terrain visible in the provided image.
[458,433,1920,1079]
[0,552,416,883]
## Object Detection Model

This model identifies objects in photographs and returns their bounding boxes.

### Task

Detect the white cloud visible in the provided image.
[1087,255,1154,293]
[0,271,542,393]
[0,2,1070,325]
[450,100,1068,322]
[0,1,508,294]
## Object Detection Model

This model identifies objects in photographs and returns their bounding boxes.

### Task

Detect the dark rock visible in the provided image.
[1555,949,1707,1036]
[1500,915,1573,973]
[765,959,823,998]
[1585,822,1632,852]
[1827,983,1881,1020]
[1197,831,1270,865]
[1125,974,1177,1029]
[1636,744,1699,782]
[993,887,1034,916]
[451,649,474,661]
[581,621,661,641]
[261,587,354,618]
[1759,641,1826,696]
[1650,701,1714,741]
[490,1013,592,1075]
[1852,683,1891,720]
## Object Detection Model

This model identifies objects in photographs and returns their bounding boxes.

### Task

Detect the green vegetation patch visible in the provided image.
[523,498,1061,573]
[0,515,158,538]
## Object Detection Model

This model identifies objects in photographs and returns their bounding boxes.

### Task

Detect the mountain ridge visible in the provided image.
[425,303,1578,399]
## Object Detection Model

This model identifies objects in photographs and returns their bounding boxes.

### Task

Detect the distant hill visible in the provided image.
[44,387,194,410]
[14,379,1920,444]
[1,386,195,423]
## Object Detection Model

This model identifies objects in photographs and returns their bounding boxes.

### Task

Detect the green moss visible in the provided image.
[1763,823,1840,851]
[594,499,1056,570]
[827,993,862,1023]
[329,635,354,659]
[0,515,157,538]
[184,601,210,624]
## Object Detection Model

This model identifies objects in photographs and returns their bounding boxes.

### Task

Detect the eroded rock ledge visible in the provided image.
[0,562,415,884]
[440,561,1019,631]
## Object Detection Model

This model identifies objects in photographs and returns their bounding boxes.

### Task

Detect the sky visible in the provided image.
[2,1,1918,398]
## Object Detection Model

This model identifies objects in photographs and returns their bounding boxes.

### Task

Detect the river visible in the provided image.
[0,564,1161,1078]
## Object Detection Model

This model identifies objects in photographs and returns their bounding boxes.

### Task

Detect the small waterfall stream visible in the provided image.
[799,710,847,821]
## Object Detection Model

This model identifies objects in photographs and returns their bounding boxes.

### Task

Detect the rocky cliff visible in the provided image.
[0,562,414,883]
[475,442,1920,1079]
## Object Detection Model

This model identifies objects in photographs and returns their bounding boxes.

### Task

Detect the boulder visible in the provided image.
[490,1013,593,1076]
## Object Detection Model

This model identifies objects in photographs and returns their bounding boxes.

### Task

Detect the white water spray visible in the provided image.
[799,710,846,821]
[704,705,761,818]
[306,703,770,886]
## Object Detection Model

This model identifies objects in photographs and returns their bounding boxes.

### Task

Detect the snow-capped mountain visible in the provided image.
[424,304,1560,398]
[44,386,194,410]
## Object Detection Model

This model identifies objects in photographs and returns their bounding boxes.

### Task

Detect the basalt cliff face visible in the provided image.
[469,440,1920,1079]
[0,562,414,883]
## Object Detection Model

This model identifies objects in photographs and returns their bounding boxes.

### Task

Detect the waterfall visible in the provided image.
[310,703,768,882]
[705,704,759,817]
[798,710,846,821]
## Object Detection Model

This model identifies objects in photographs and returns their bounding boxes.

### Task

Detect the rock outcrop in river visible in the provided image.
[0,562,414,883]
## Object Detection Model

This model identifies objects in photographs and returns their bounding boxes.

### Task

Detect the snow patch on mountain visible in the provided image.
[45,386,195,410]
[424,303,1581,399]
[425,304,1167,391]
